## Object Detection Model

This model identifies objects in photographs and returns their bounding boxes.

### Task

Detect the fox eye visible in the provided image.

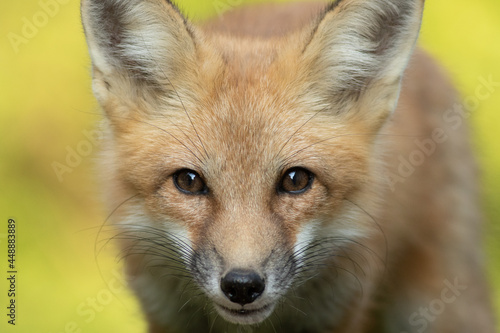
[173,169,208,195]
[279,167,314,194]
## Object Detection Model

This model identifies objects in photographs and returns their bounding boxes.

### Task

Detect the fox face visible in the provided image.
[107,78,375,326]
[82,0,428,330]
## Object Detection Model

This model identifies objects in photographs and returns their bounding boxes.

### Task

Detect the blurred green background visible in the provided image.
[0,0,498,332]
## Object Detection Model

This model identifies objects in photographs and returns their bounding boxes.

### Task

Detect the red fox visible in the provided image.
[81,0,495,332]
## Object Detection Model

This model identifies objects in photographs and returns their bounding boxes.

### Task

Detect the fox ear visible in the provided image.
[81,0,198,114]
[302,0,425,127]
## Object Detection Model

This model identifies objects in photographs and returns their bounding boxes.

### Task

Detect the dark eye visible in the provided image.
[173,169,208,195]
[279,167,314,194]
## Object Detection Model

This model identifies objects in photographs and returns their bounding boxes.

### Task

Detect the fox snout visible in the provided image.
[190,217,299,324]
[216,269,274,325]
[220,269,266,305]
[205,258,291,325]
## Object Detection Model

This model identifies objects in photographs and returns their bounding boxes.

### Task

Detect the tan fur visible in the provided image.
[82,0,495,332]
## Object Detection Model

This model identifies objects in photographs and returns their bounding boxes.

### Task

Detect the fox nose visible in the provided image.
[220,269,265,305]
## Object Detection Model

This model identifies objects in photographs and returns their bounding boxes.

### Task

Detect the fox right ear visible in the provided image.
[81,0,199,114]
[301,0,425,129]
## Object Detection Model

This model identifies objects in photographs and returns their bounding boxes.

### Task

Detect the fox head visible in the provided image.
[82,0,424,328]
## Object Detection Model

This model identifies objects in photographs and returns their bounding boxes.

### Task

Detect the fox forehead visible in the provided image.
[110,34,371,207]
[118,78,367,193]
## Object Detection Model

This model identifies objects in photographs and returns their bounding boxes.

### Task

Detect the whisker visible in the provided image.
[140,34,210,163]
[74,109,206,166]
[94,194,140,259]
[276,109,323,158]
[281,133,372,166]
[344,198,389,276]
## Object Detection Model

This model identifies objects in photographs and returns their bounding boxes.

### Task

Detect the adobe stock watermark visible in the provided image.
[7,0,72,54]
[52,124,103,182]
[402,278,467,333]
[213,0,243,19]
[387,75,499,192]
[56,269,128,333]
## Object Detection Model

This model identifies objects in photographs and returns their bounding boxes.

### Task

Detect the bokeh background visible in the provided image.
[0,0,498,332]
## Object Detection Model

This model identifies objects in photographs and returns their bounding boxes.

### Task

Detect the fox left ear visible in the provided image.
[301,0,425,128]
[81,0,200,116]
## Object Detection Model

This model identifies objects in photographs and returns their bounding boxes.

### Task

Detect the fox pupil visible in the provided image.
[173,169,207,194]
[280,168,313,194]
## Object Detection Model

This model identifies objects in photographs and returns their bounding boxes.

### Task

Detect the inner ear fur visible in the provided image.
[300,0,425,124]
[81,0,200,112]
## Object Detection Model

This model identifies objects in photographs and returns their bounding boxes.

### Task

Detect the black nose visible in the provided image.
[220,269,265,305]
